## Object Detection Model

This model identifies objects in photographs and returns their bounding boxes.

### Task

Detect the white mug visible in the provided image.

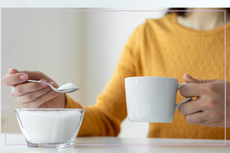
[125,77,191,123]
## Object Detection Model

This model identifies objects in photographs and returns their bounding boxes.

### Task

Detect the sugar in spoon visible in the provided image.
[27,80,79,93]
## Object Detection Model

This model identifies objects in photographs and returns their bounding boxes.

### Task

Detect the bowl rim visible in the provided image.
[15,108,86,111]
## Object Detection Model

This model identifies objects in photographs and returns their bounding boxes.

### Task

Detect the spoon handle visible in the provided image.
[27,80,57,91]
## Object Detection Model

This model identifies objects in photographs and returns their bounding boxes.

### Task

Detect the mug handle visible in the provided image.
[175,83,192,110]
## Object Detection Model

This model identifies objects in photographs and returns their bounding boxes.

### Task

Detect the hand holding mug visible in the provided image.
[179,74,230,127]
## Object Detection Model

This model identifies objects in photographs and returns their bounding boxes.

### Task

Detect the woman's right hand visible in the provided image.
[2,68,66,108]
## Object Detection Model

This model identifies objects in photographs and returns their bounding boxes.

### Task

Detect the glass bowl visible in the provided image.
[15,108,85,148]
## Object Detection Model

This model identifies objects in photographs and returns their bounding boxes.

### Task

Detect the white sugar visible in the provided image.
[58,83,78,90]
[18,111,82,143]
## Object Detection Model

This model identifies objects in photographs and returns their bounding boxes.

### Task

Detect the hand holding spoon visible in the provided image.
[27,80,79,93]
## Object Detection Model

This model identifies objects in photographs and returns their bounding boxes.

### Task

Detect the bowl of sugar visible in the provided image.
[15,108,85,148]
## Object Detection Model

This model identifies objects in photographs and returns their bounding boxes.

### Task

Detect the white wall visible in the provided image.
[1,9,85,133]
[1,8,166,137]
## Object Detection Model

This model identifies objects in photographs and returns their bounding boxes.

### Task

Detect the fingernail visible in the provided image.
[20,74,28,80]
[9,68,13,72]
[41,83,48,87]
[50,82,56,87]
[184,74,193,79]
[40,80,48,87]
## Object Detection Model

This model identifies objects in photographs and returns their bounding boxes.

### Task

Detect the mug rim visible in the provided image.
[125,76,178,81]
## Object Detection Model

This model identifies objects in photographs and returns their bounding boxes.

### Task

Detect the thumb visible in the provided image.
[183,74,216,83]
[9,69,43,80]
[9,69,53,82]
[9,68,20,74]
[19,70,54,82]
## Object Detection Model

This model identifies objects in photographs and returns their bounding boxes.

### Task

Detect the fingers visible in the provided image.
[14,81,60,108]
[2,73,29,86]
[20,90,61,108]
[184,111,207,125]
[178,98,203,115]
[9,68,19,74]
[179,94,225,127]
[192,118,224,127]
[17,87,52,103]
[3,69,53,87]
[180,83,203,97]
[12,80,52,97]
[180,81,221,98]
[2,68,24,86]
[184,110,224,127]
[19,70,49,81]
[183,74,197,83]
[3,68,62,108]
[183,74,217,83]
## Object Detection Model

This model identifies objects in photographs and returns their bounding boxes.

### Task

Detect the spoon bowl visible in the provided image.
[27,80,79,93]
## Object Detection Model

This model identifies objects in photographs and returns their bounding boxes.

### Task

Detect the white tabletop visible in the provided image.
[1,133,230,153]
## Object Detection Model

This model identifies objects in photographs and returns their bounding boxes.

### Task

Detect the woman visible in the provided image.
[3,8,230,139]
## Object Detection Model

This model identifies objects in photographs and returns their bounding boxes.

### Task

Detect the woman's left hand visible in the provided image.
[179,74,230,127]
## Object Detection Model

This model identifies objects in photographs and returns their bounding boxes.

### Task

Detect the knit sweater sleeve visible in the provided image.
[65,23,144,136]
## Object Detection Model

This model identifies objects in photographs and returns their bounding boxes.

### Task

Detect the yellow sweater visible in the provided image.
[66,13,230,139]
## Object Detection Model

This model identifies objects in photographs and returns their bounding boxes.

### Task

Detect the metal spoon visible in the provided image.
[27,80,79,93]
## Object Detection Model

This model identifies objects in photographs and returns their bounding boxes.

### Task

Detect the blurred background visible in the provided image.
[1,8,166,137]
